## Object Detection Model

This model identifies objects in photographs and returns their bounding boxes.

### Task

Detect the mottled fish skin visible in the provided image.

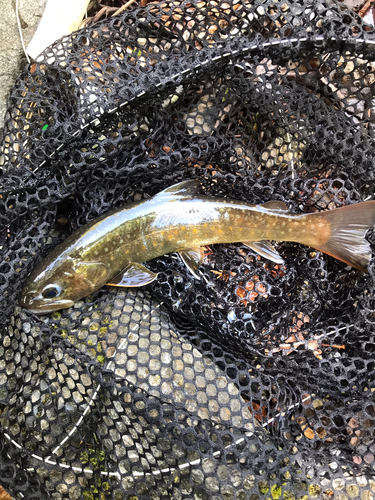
[19,181,375,313]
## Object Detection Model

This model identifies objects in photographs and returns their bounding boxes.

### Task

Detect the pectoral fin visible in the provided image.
[178,247,205,279]
[74,261,110,288]
[243,241,284,264]
[107,263,158,287]
[261,200,288,212]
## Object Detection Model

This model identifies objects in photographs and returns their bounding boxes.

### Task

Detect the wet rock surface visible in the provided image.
[0,0,47,137]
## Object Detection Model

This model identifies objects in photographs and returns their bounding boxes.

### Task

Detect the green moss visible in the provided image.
[251,112,262,132]
[308,484,321,497]
[80,451,89,464]
[259,481,270,495]
[97,355,105,365]
[42,394,51,405]
[52,312,61,320]
[283,490,295,500]
[271,485,282,499]
[99,327,108,335]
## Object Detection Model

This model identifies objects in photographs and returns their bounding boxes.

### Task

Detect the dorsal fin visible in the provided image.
[261,200,288,212]
[155,180,202,200]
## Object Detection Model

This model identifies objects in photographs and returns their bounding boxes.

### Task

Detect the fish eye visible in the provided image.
[42,285,61,299]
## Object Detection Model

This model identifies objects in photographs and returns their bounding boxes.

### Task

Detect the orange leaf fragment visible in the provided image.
[285,335,296,343]
[236,287,247,298]
[245,280,255,291]
[256,283,267,294]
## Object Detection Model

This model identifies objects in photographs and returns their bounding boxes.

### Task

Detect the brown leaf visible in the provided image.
[0,486,12,500]
[303,426,315,440]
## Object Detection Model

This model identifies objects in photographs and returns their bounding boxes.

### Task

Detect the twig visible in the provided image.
[112,0,137,16]
[93,6,118,22]
[359,0,373,17]
[321,344,345,349]
[79,3,123,28]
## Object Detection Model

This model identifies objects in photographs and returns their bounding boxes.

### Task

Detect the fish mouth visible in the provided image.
[23,301,75,314]
[19,293,74,314]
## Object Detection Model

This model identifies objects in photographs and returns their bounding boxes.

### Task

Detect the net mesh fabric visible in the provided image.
[1,0,375,498]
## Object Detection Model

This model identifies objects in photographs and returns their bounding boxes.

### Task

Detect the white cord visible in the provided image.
[16,0,31,64]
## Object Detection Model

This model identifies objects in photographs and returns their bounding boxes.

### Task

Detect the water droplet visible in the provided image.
[227,310,236,322]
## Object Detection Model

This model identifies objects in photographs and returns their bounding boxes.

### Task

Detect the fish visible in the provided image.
[19,180,375,314]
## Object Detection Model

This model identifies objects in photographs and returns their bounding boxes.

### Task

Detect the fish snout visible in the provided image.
[18,290,50,312]
[18,290,37,309]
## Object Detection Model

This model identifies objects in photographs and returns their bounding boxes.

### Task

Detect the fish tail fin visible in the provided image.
[306,201,375,272]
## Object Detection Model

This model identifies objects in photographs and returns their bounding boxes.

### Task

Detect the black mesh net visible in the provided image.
[2,0,375,498]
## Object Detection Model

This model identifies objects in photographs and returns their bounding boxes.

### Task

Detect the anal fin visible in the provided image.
[243,241,284,264]
[178,247,205,279]
[107,262,158,287]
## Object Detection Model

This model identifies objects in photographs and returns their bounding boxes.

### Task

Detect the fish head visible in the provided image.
[19,257,110,314]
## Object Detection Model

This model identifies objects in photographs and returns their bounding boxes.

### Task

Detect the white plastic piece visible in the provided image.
[27,0,90,60]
